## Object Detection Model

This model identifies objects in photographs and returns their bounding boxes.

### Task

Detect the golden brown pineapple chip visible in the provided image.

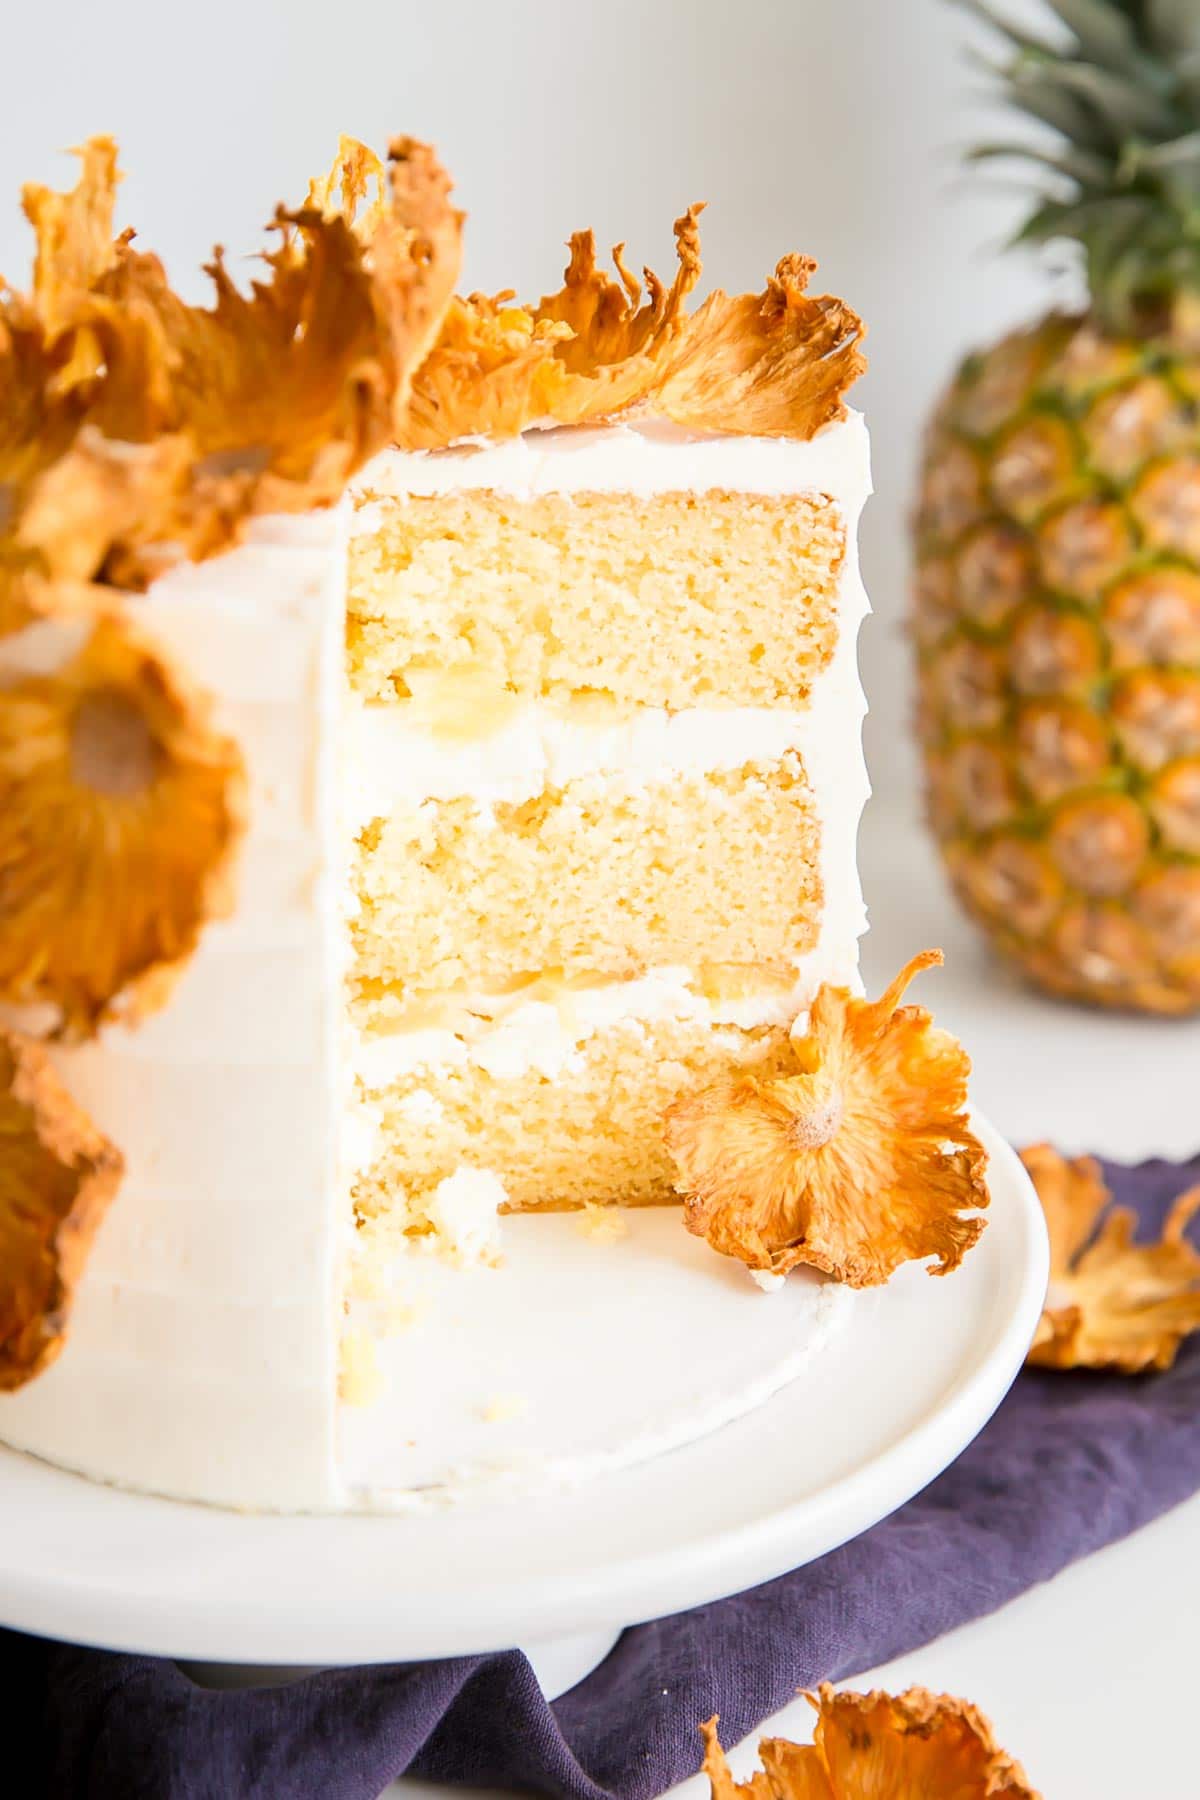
[0,1028,123,1388]
[701,1686,1039,1800]
[1022,1142,1200,1372]
[401,213,865,447]
[0,133,463,633]
[0,614,245,1035]
[664,951,988,1286]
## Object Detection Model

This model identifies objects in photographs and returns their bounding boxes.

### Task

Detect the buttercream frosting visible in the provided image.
[0,515,347,1511]
[354,410,871,510]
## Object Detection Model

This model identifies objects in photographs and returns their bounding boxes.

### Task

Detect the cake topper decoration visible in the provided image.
[1,133,464,638]
[402,217,866,449]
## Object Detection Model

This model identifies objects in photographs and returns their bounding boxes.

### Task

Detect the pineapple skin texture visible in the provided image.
[913,315,1200,1015]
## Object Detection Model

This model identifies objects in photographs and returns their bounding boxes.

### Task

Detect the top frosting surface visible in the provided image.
[355,409,870,509]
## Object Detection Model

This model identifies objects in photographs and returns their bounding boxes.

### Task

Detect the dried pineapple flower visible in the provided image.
[401,214,865,448]
[0,613,245,1035]
[1022,1142,1200,1372]
[0,1027,123,1388]
[702,1685,1039,1800]
[664,951,988,1286]
[0,133,462,633]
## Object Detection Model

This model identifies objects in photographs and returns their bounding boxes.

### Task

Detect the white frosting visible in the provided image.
[354,960,835,1091]
[426,1168,508,1264]
[354,411,870,510]
[343,697,819,823]
[0,516,347,1511]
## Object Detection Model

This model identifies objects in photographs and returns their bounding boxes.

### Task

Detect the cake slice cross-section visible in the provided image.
[344,417,872,1255]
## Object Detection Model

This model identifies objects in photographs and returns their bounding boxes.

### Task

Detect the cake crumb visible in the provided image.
[576,1202,629,1244]
[339,1329,385,1406]
[346,1258,388,1303]
[380,1296,429,1337]
[480,1392,528,1424]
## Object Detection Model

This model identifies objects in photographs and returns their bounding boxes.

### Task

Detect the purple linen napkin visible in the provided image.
[7,1152,1200,1800]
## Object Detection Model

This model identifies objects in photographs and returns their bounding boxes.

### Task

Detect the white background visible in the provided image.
[6,2,1199,1794]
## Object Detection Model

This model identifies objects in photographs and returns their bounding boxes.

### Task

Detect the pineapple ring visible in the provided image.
[0,612,245,1036]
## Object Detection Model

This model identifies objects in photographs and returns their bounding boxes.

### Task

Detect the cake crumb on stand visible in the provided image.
[479,1393,529,1424]
[577,1202,630,1245]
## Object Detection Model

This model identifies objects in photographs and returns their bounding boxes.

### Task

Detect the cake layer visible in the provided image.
[352,1005,797,1236]
[349,752,821,1006]
[347,487,845,710]
[343,690,820,819]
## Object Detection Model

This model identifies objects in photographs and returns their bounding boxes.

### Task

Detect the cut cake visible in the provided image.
[0,136,874,1508]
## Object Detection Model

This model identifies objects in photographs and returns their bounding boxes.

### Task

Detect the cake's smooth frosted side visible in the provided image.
[0,518,347,1511]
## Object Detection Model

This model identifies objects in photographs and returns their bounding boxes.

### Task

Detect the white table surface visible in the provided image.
[396,793,1200,1800]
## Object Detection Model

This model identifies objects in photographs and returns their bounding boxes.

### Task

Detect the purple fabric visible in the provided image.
[7,1152,1200,1800]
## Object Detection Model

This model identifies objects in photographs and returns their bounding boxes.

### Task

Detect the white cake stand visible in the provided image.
[0,1112,1046,1682]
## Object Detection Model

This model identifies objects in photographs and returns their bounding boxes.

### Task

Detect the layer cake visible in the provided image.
[0,136,877,1509]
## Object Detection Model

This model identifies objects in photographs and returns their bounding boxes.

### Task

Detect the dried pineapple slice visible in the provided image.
[664,951,988,1286]
[1022,1142,1200,1373]
[1,132,462,634]
[701,1685,1039,1800]
[402,217,865,448]
[0,613,244,1034]
[0,1027,123,1388]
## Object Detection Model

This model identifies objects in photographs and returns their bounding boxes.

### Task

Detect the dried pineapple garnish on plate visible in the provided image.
[664,951,988,1286]
[0,1027,123,1388]
[0,613,245,1035]
[701,1685,1039,1800]
[1021,1143,1200,1373]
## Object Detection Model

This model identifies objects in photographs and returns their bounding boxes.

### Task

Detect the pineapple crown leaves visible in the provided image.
[959,0,1200,331]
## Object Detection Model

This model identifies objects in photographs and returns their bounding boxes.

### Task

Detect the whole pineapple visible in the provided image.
[914,0,1200,1012]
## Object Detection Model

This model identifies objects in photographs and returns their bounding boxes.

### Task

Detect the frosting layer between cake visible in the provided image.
[354,412,871,506]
